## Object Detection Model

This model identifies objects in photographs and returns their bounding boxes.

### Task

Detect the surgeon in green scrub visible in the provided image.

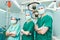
[21,10,34,40]
[35,4,53,40]
[6,17,20,40]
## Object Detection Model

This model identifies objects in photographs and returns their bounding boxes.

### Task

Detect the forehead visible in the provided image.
[26,13,30,16]
[35,12,38,14]
[38,6,44,10]
[39,6,44,8]
[11,17,16,20]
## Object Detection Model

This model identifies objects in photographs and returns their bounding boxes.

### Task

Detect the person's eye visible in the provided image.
[38,8,40,10]
[40,8,43,9]
[26,15,27,16]
[38,8,43,10]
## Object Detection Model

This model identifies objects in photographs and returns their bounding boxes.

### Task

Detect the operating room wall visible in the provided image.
[0,11,6,28]
[52,9,60,38]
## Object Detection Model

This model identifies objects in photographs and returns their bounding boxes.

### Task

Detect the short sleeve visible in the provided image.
[44,16,53,28]
[28,21,34,32]
[36,18,41,26]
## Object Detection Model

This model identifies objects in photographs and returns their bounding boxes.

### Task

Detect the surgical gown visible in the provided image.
[36,15,53,40]
[22,21,34,40]
[7,24,20,40]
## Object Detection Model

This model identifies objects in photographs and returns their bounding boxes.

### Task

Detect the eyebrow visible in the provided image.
[11,18,16,20]
[26,14,30,16]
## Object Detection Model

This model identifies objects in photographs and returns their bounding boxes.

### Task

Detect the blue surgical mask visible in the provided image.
[26,16,31,20]
[38,9,45,14]
[11,20,16,24]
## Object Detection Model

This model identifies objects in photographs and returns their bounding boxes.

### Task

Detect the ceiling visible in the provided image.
[0,0,20,13]
[0,0,57,13]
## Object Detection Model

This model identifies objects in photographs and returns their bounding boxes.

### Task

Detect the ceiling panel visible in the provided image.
[0,0,20,13]
[0,0,57,13]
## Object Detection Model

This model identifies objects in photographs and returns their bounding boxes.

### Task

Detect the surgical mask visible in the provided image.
[26,16,31,20]
[38,9,45,14]
[35,13,38,17]
[35,14,38,17]
[11,20,16,24]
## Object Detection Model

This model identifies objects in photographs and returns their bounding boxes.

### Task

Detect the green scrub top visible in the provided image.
[22,20,34,40]
[7,23,20,40]
[36,15,53,40]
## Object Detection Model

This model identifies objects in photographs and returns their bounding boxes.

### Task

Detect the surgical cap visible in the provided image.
[25,10,32,17]
[11,16,20,21]
[36,3,45,10]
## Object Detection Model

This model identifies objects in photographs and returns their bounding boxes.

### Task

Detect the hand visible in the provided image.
[37,27,48,35]
[10,31,16,37]
[21,29,24,33]
[24,31,29,35]
[35,25,39,31]
[6,32,12,36]
[37,27,43,34]
[10,31,16,34]
[37,30,41,34]
[24,31,31,35]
